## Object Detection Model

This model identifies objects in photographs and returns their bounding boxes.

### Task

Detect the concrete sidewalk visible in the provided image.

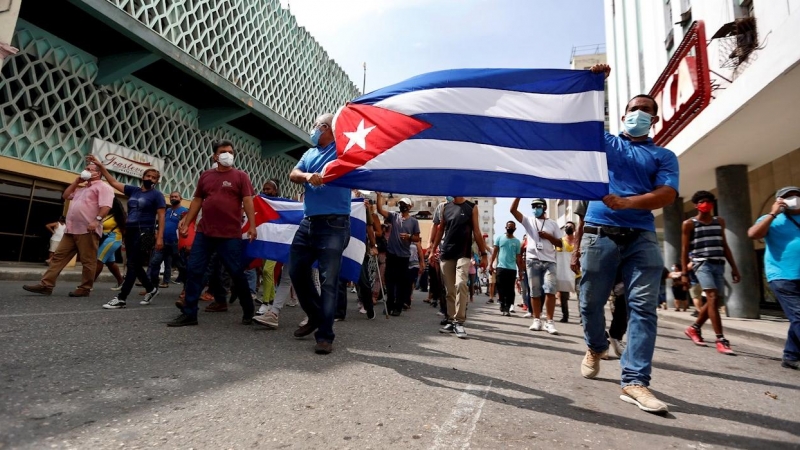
[0,262,117,283]
[655,307,789,346]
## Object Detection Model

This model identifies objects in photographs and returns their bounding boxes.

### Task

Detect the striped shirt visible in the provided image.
[690,218,725,262]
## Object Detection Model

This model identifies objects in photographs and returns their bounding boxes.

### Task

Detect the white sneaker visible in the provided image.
[359,306,367,314]
[256,304,269,316]
[110,283,123,291]
[522,312,532,318]
[299,316,309,327]
[102,297,126,309]
[350,287,357,293]
[540,312,547,320]
[140,288,159,305]
[544,321,559,335]
[254,311,279,329]
[509,305,515,313]
[609,338,627,358]
[287,298,298,307]
[529,318,542,331]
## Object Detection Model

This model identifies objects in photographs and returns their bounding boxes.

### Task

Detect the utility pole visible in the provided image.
[362,62,366,94]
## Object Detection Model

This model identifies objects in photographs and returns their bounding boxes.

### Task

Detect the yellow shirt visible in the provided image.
[102,216,122,242]
[560,236,580,277]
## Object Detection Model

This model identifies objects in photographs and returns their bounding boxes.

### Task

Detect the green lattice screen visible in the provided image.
[0,24,303,200]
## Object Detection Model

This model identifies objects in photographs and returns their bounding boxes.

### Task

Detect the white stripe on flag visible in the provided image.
[373,88,604,124]
[254,222,299,245]
[361,139,609,183]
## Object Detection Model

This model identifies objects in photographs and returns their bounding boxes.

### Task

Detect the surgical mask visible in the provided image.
[565,226,574,235]
[142,179,155,189]
[80,170,92,181]
[533,207,544,218]
[217,152,234,167]
[784,196,799,210]
[696,202,714,214]
[622,110,653,137]
[170,199,181,206]
[310,128,322,147]
[445,196,454,202]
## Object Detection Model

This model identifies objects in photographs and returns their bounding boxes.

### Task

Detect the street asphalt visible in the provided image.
[1,280,798,449]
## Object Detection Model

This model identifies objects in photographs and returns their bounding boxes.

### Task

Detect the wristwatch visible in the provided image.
[95,215,103,221]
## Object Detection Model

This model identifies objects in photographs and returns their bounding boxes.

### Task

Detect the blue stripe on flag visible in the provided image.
[356,69,604,104]
[326,168,608,201]
[245,240,291,263]
[408,114,604,151]
[340,257,362,284]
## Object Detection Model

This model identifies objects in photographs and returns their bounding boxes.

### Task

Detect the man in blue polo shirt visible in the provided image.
[572,64,679,415]
[148,191,188,288]
[289,113,352,355]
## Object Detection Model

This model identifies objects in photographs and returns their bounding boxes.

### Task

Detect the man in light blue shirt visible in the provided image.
[289,113,352,355]
[748,186,800,370]
[573,64,680,415]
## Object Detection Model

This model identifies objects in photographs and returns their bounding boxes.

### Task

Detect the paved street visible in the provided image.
[1,280,798,450]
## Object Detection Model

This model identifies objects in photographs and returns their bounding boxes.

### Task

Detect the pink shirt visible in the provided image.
[65,181,114,237]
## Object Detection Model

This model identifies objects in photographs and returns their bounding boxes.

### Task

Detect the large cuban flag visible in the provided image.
[321,69,608,200]
[242,196,367,282]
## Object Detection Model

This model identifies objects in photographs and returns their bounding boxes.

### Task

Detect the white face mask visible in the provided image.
[217,152,234,167]
[784,196,799,210]
[80,170,92,181]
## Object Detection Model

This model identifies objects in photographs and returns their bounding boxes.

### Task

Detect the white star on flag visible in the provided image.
[343,119,376,153]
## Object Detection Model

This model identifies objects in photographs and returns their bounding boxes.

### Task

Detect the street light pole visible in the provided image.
[362,62,366,94]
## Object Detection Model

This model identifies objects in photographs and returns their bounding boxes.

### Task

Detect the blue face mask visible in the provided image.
[446,196,454,202]
[622,110,653,137]
[533,207,544,218]
[310,128,323,147]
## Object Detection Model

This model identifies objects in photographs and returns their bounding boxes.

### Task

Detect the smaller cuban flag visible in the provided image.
[322,68,608,200]
[242,196,366,283]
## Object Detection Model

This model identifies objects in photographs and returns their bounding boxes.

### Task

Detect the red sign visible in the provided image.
[649,21,712,146]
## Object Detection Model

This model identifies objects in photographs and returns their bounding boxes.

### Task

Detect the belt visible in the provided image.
[583,225,640,236]
[695,258,725,265]
[307,214,349,221]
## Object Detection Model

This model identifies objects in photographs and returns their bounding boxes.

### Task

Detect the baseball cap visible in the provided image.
[531,198,546,206]
[776,186,800,198]
[399,197,414,208]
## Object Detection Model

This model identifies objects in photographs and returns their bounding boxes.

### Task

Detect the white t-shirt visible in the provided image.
[520,216,562,263]
[51,222,66,241]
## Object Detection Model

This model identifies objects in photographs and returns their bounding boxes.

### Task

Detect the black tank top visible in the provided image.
[441,201,475,260]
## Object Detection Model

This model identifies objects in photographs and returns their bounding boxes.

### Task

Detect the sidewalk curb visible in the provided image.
[657,313,785,346]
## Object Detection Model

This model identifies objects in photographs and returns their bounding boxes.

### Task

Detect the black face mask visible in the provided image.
[506,228,515,234]
[170,199,181,206]
[565,227,574,235]
[399,204,409,213]
[142,179,155,189]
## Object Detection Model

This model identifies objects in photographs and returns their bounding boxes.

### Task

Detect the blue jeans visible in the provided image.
[182,233,254,319]
[148,242,181,285]
[769,279,800,362]
[579,230,662,387]
[289,215,350,343]
[521,270,532,311]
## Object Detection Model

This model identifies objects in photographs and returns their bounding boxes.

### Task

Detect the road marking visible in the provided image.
[0,306,174,318]
[430,381,492,450]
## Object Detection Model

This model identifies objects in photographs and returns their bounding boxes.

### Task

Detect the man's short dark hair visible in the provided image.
[506,220,515,226]
[212,139,235,154]
[627,94,659,115]
[565,221,575,227]
[691,190,715,204]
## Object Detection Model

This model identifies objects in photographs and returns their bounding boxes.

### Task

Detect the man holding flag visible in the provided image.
[288,113,352,355]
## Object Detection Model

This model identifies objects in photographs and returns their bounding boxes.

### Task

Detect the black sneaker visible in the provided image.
[454,323,468,339]
[782,359,799,370]
[167,313,198,327]
[366,309,376,320]
[242,316,254,325]
[440,318,450,326]
[439,323,454,334]
[389,310,401,317]
[487,299,494,304]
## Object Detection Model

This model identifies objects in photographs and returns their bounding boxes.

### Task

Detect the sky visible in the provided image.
[280,0,606,238]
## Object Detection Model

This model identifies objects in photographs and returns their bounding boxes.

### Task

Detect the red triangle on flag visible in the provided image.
[322,103,431,183]
[242,196,280,233]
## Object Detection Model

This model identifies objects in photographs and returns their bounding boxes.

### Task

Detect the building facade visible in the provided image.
[604,0,800,317]
[0,0,359,262]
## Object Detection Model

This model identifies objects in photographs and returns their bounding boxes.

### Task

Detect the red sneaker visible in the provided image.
[684,326,708,347]
[716,338,735,355]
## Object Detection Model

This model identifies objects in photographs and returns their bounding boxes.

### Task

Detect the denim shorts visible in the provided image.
[693,261,726,292]
[526,259,557,296]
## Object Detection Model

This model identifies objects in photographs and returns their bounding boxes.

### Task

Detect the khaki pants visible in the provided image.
[440,257,471,324]
[42,233,99,291]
